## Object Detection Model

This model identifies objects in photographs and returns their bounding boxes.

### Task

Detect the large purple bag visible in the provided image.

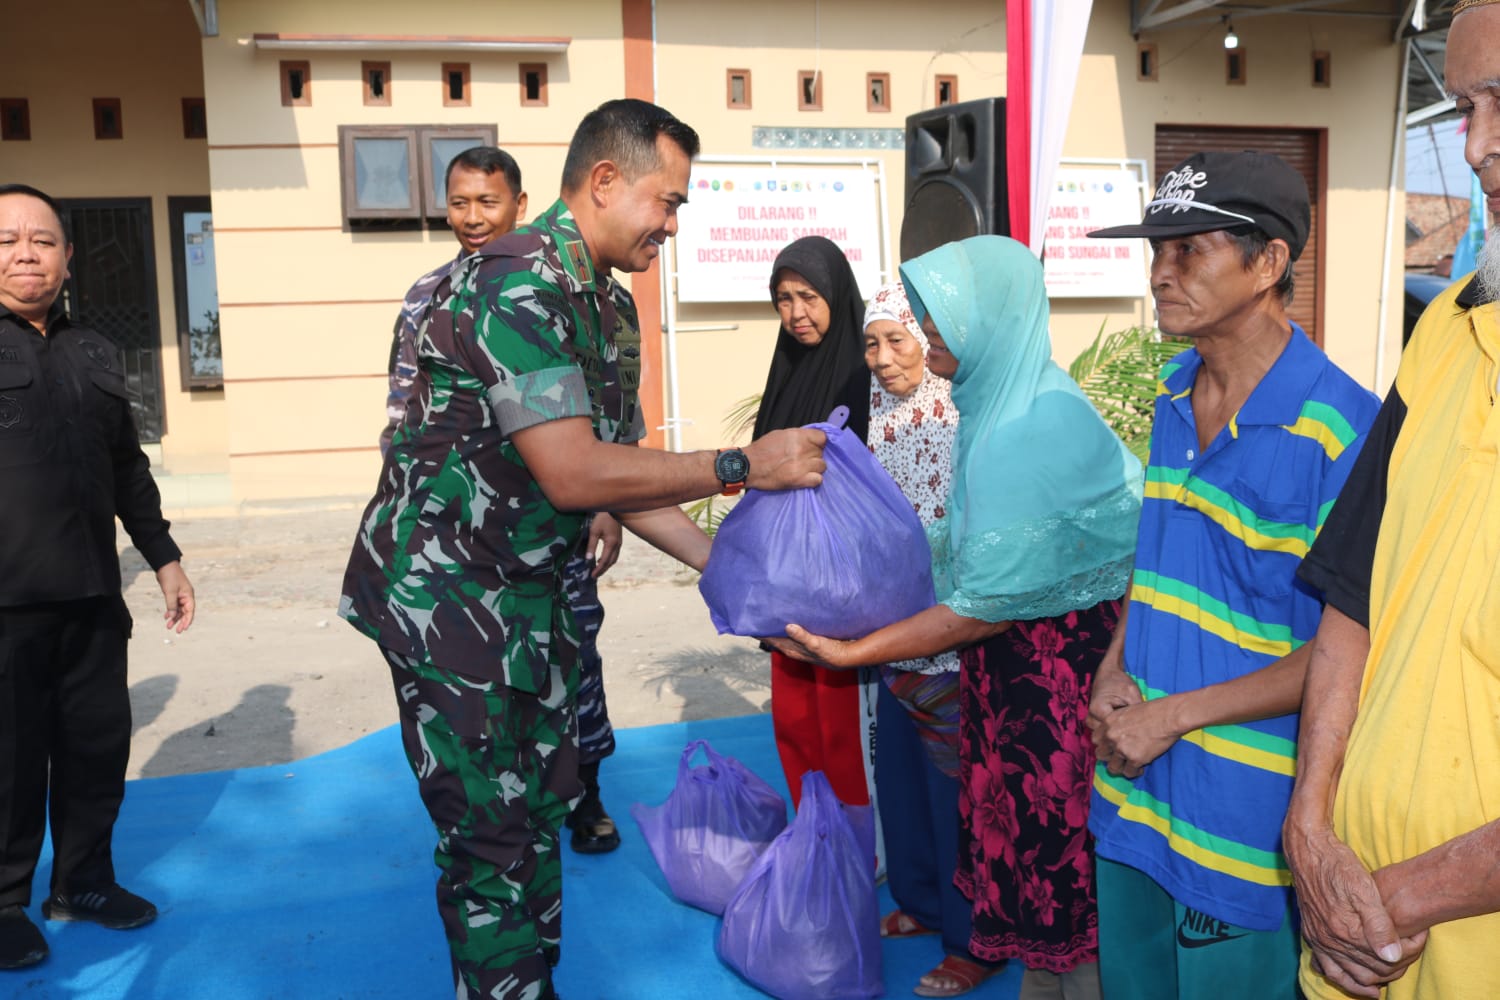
[716,770,883,1000]
[699,405,935,639]
[629,740,789,915]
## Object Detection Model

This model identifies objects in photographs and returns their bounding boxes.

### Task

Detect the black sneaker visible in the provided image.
[41,885,157,930]
[0,906,47,970]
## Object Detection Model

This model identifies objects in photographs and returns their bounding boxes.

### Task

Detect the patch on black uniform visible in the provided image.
[81,340,112,369]
[0,395,21,428]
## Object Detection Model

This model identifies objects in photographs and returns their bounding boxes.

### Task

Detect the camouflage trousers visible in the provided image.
[382,647,582,1000]
[561,552,615,765]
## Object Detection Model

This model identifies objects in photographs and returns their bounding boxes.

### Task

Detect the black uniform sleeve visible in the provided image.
[1296,383,1407,628]
[112,399,183,571]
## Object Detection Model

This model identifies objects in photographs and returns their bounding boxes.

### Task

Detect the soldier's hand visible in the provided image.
[743,428,826,491]
[587,512,623,578]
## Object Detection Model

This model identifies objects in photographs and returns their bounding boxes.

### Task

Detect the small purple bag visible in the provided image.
[629,740,789,915]
[699,405,935,640]
[716,770,883,1000]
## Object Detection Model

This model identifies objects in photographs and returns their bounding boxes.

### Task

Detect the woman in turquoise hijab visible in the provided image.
[779,236,1142,999]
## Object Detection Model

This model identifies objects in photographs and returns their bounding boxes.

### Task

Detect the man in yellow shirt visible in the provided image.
[1283,2,1500,997]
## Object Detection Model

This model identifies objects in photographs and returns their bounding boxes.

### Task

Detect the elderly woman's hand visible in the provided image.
[774,624,862,669]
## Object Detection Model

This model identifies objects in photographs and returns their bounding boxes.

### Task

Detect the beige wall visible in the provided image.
[205,0,627,499]
[5,0,1411,501]
[0,0,224,474]
[1056,2,1407,390]
[654,0,1405,453]
[656,0,1005,449]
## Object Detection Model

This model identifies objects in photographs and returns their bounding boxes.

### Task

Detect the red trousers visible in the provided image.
[769,651,870,808]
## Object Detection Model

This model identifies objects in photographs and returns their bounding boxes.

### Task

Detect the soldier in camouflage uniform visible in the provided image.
[340,99,827,1000]
[380,146,626,854]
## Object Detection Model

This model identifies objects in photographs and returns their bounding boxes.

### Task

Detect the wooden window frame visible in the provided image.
[1137,43,1159,82]
[0,98,30,141]
[442,62,471,107]
[280,60,312,107]
[168,196,222,391]
[92,98,123,140]
[935,74,959,106]
[337,123,499,225]
[181,98,207,139]
[867,72,891,112]
[1311,51,1331,88]
[726,69,752,110]
[797,70,823,111]
[362,61,392,107]
[519,63,548,107]
[418,124,499,216]
[338,125,421,221]
[1226,50,1248,86]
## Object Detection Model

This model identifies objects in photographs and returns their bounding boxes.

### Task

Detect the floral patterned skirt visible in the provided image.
[954,599,1120,973]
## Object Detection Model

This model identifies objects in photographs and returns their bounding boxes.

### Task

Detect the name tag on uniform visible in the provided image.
[562,240,594,286]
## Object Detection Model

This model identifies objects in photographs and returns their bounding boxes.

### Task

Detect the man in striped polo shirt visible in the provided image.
[1082,151,1379,999]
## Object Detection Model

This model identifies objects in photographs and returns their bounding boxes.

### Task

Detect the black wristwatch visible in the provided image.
[714,448,750,496]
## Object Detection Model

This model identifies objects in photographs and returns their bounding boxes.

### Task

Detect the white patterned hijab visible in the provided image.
[863,281,958,529]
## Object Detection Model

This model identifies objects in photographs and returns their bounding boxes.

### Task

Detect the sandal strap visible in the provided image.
[922,955,1000,993]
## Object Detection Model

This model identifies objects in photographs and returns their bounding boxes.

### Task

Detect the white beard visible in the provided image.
[1478,224,1500,302]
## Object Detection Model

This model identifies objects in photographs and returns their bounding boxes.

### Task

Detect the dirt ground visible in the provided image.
[121,499,768,780]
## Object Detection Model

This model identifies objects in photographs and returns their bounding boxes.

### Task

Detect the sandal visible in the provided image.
[912,955,1004,998]
[880,909,936,938]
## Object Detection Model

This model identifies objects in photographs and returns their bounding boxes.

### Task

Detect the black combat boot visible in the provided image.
[564,761,621,854]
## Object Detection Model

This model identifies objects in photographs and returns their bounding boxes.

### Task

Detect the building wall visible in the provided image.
[1062,2,1407,390]
[654,0,1005,449]
[652,0,1405,451]
[5,0,1412,501]
[204,0,626,499]
[0,0,225,474]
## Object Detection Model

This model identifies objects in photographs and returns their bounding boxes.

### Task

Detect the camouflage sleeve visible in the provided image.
[383,307,418,452]
[457,260,591,437]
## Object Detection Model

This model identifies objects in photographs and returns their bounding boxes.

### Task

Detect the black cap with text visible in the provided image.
[1087,151,1311,260]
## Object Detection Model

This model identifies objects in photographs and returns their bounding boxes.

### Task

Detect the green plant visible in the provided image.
[721,392,762,445]
[683,494,731,538]
[1068,323,1183,463]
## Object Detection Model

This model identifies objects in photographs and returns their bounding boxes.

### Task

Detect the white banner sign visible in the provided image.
[673,165,884,303]
[1042,168,1148,298]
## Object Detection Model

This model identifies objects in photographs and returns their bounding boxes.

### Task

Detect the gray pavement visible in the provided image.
[123,497,766,780]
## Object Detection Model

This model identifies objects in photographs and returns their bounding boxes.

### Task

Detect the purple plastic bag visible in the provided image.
[699,405,935,640]
[629,740,789,915]
[716,771,883,1000]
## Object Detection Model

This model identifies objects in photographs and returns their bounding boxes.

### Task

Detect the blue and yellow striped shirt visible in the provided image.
[1088,326,1378,931]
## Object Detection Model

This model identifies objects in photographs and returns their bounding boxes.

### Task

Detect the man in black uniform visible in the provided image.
[0,184,195,971]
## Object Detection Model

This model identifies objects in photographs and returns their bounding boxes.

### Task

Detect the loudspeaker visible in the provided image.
[900,97,1009,262]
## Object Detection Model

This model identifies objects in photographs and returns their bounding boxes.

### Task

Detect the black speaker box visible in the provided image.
[900,97,1009,262]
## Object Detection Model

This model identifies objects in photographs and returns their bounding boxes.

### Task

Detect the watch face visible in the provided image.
[716,449,749,483]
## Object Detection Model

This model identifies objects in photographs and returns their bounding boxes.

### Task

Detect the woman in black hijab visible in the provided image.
[755,235,873,809]
[754,236,871,442]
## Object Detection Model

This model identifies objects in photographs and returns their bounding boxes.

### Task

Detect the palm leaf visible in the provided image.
[683,495,730,537]
[1069,323,1183,457]
[722,392,762,445]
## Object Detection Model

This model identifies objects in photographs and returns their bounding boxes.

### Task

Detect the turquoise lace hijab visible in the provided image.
[900,236,1143,623]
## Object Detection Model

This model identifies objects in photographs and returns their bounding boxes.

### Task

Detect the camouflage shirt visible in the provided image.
[340,199,645,693]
